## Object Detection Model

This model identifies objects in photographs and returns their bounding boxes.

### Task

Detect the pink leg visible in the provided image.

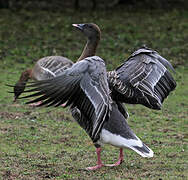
[105,148,124,167]
[29,101,43,107]
[86,148,104,170]
[61,103,67,107]
[29,101,66,107]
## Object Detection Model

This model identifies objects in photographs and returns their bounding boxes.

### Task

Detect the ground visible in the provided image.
[0,6,188,180]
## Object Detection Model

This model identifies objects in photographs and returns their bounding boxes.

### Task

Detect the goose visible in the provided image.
[18,56,154,170]
[13,56,73,103]
[13,23,101,102]
[10,24,176,170]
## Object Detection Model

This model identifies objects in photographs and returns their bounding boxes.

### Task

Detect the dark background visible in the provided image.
[0,0,188,10]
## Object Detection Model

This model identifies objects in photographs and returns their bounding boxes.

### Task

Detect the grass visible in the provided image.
[0,6,188,179]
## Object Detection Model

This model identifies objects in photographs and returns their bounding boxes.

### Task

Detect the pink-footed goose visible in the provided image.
[13,23,101,102]
[10,24,176,170]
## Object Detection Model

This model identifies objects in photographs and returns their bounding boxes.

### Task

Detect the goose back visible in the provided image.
[32,56,73,80]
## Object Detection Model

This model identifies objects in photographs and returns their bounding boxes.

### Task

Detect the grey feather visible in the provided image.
[108,47,176,110]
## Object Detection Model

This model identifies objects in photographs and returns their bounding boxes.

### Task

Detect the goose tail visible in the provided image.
[100,129,154,158]
[129,139,154,158]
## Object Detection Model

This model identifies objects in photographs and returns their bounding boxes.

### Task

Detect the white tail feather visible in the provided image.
[100,129,153,158]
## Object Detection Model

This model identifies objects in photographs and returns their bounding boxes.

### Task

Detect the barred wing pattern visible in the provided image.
[32,56,73,80]
[108,47,176,110]
[21,56,112,142]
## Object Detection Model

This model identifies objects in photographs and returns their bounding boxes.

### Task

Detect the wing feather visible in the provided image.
[19,56,112,142]
[108,47,176,110]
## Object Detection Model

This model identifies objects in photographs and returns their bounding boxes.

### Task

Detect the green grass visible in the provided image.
[0,7,188,179]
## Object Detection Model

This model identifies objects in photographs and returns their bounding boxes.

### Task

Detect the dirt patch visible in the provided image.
[2,170,19,180]
[0,111,24,119]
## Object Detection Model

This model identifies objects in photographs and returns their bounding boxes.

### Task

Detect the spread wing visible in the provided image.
[20,56,112,142]
[108,47,176,110]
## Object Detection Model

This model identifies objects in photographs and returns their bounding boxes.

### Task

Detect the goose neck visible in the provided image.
[77,37,99,61]
[19,69,32,83]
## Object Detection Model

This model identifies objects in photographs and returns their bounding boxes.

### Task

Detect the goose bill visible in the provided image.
[72,23,84,31]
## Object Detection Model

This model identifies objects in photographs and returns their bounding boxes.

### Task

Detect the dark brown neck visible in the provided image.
[18,69,32,83]
[77,36,100,61]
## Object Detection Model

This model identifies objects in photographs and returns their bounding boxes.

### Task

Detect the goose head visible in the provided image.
[13,82,26,102]
[13,69,31,102]
[72,23,101,40]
